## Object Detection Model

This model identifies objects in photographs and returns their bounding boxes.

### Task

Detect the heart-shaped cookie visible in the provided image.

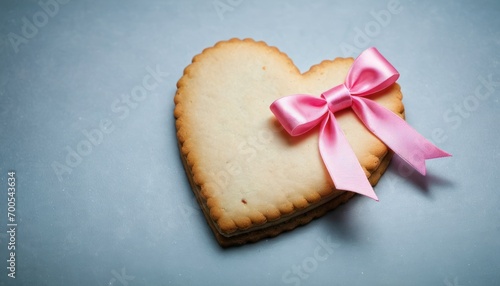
[174,38,404,246]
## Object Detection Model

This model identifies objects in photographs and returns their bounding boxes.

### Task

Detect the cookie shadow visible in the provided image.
[320,195,367,243]
[386,155,455,196]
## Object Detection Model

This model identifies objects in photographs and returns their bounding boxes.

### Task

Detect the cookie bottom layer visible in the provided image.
[178,140,394,247]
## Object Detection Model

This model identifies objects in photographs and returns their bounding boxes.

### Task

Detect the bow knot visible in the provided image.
[270,47,451,201]
[322,84,352,113]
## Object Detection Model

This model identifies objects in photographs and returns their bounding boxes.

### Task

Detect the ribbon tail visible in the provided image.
[352,97,451,175]
[319,113,379,201]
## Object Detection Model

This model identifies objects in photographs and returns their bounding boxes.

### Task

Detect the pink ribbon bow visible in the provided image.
[270,47,450,201]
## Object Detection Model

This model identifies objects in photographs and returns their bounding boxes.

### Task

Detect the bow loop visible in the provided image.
[270,94,328,136]
[346,48,400,96]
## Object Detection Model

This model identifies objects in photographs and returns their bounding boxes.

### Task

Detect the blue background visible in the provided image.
[0,0,499,285]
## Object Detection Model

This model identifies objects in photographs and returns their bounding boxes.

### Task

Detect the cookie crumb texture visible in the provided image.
[174,38,404,246]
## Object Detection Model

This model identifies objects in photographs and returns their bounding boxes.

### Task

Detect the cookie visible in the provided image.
[174,38,404,247]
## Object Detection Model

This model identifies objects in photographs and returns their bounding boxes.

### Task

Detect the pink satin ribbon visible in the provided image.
[270,47,451,201]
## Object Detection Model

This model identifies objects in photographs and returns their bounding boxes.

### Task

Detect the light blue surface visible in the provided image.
[0,0,499,285]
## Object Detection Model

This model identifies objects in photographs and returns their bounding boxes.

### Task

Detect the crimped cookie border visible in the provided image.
[178,137,394,247]
[174,38,404,243]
